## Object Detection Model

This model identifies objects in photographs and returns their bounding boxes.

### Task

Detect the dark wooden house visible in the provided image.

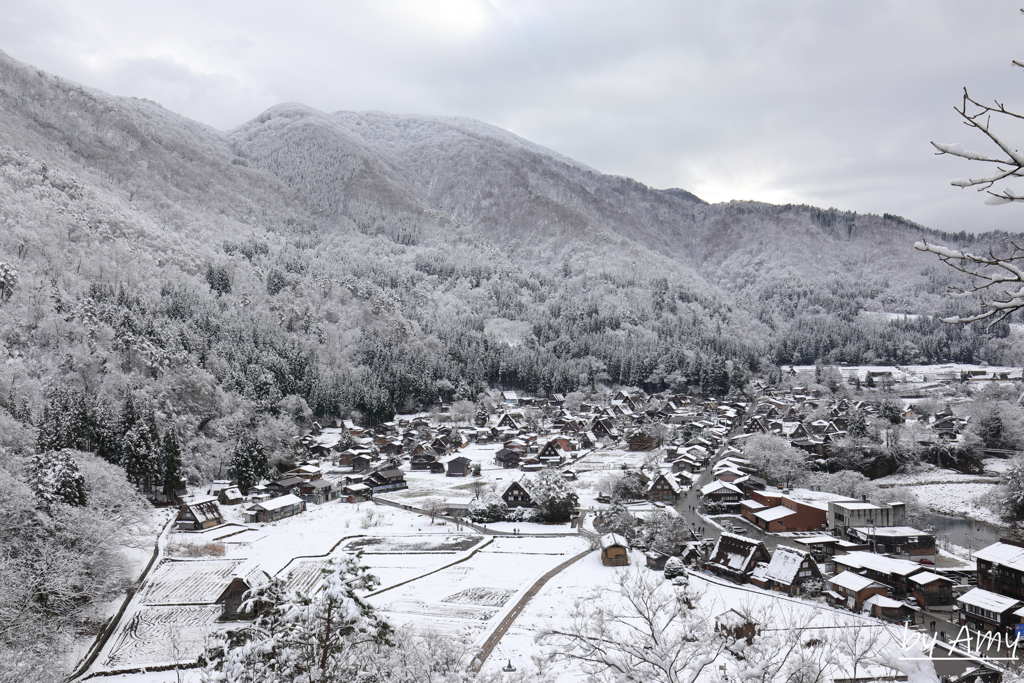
[501,480,533,508]
[600,533,630,566]
[749,546,820,596]
[626,432,660,451]
[908,571,956,610]
[266,476,303,498]
[218,487,244,506]
[494,448,521,469]
[365,469,408,493]
[957,587,1024,637]
[446,456,472,477]
[706,533,771,583]
[175,499,225,530]
[244,494,305,523]
[647,473,682,503]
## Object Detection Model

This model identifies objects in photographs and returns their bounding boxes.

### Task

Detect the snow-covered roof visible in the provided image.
[782,488,856,511]
[863,595,904,610]
[740,499,766,511]
[835,551,924,577]
[974,542,1024,572]
[701,480,742,496]
[600,533,629,550]
[908,571,953,586]
[751,546,813,585]
[958,587,1022,613]
[835,501,884,511]
[648,474,681,494]
[709,533,765,572]
[249,493,303,512]
[183,498,223,524]
[829,571,884,594]
[792,535,840,546]
[754,506,796,523]
[850,526,928,538]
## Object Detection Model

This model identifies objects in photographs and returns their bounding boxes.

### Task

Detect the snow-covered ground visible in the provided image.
[482,548,949,682]
[784,362,1021,384]
[87,444,1002,682]
[909,483,1001,526]
[874,467,1003,526]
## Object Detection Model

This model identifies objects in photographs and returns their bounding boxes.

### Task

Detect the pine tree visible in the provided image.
[119,396,160,490]
[531,468,579,523]
[161,429,185,496]
[29,449,87,508]
[230,434,268,495]
[202,555,386,683]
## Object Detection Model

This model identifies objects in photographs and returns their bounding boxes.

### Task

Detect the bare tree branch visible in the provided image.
[931,88,1024,204]
[915,239,1024,325]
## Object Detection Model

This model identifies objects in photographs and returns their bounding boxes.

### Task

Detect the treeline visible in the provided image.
[770,313,1009,366]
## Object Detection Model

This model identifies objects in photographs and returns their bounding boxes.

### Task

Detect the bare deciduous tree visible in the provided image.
[539,567,728,683]
[920,12,1024,323]
[420,497,446,524]
[915,239,1024,324]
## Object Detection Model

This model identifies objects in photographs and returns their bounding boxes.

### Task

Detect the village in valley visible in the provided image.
[74,364,1024,683]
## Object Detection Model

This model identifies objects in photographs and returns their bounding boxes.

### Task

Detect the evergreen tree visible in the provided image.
[531,468,578,523]
[119,398,160,490]
[847,410,869,439]
[161,429,185,496]
[230,434,269,494]
[29,449,87,508]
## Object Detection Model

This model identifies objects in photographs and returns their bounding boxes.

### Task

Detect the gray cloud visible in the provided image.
[2,0,1023,233]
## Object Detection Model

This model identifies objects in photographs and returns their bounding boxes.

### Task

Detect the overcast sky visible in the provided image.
[3,0,1024,233]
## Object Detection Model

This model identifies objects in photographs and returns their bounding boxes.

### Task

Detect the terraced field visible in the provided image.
[442,587,517,607]
[348,534,482,554]
[279,558,330,593]
[141,559,243,604]
[104,605,222,668]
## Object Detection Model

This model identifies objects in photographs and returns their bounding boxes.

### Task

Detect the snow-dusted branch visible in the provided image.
[915,239,1024,325]
[932,88,1024,204]
[539,568,726,683]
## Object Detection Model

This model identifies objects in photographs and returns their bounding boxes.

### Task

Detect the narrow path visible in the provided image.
[69,515,175,681]
[471,547,593,671]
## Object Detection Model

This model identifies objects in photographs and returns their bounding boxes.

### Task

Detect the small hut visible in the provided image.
[600,533,630,566]
[218,486,244,506]
[715,609,760,644]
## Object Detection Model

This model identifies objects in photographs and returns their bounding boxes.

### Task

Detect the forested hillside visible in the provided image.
[0,46,1019,481]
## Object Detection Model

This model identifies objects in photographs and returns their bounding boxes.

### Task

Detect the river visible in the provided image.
[926,512,1007,550]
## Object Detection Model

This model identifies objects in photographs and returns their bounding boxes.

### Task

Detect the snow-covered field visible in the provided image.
[368,534,590,644]
[785,362,1021,384]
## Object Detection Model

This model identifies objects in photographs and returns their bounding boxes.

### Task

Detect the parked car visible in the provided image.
[918,559,934,565]
[904,597,918,608]
[732,526,747,535]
